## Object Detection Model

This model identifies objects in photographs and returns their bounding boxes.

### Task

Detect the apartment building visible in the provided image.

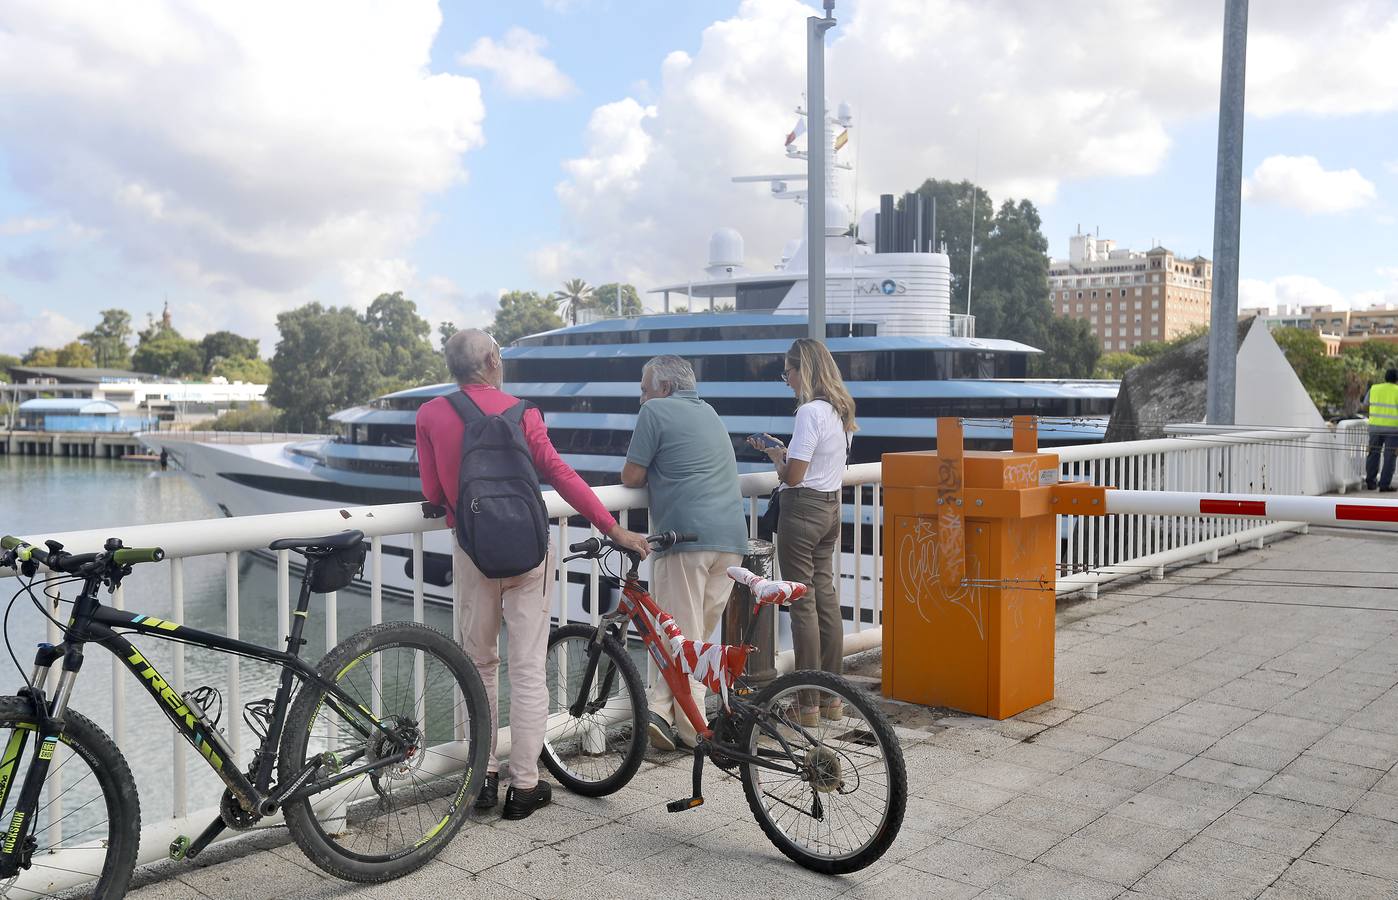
[1049,232,1212,352]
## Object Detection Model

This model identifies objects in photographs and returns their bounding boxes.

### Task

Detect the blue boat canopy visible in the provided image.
[18,398,120,415]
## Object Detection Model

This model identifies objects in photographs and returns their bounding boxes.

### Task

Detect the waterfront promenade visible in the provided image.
[128,525,1398,899]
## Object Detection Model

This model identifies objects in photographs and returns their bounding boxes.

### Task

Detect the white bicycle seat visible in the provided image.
[727,566,806,606]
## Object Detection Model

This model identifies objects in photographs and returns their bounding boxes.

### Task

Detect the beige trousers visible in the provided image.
[453,543,552,789]
[647,549,742,745]
[777,489,843,701]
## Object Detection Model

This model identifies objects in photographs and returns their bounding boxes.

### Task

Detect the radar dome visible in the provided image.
[707,227,744,268]
[824,198,849,236]
[857,208,878,242]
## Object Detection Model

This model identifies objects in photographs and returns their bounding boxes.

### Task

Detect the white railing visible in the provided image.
[142,429,325,444]
[2,419,1369,893]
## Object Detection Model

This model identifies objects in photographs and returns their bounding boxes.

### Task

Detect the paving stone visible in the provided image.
[901,838,1027,888]
[1258,859,1397,900]
[1198,810,1323,858]
[947,814,1064,861]
[917,777,1020,814]
[1201,677,1302,712]
[901,795,981,836]
[1306,726,1398,771]
[1068,756,1168,792]
[1014,706,1077,728]
[837,863,982,900]
[1173,756,1275,792]
[1201,735,1302,772]
[1072,813,1192,862]
[992,740,1090,774]
[1026,773,1136,812]
[987,861,1121,900]
[1025,724,1119,756]
[477,845,616,900]
[1133,858,1270,900]
[1141,773,1251,815]
[992,794,1103,835]
[1168,834,1292,890]
[1096,740,1193,775]
[1110,790,1222,833]
[1127,721,1220,755]
[1230,793,1344,833]
[1303,825,1398,881]
[1351,789,1398,824]
[962,759,1055,793]
[1088,690,1192,725]
[1228,713,1334,753]
[1061,712,1145,740]
[1035,836,1159,886]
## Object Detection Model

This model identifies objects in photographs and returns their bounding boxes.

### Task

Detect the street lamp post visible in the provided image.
[806,1,836,342]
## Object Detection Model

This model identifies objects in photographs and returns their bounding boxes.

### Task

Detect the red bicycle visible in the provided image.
[540,532,906,874]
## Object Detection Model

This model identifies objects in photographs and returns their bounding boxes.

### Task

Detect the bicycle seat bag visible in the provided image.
[447,391,549,579]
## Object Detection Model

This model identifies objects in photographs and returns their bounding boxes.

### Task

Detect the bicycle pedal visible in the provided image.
[168,835,190,861]
[665,796,704,813]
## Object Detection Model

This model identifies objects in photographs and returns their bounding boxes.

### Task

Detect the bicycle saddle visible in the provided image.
[268,530,365,552]
[726,566,806,606]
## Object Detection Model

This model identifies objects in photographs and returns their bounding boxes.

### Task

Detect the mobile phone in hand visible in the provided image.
[747,433,780,449]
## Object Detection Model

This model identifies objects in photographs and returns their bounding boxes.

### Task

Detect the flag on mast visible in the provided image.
[784,117,806,147]
[833,129,849,151]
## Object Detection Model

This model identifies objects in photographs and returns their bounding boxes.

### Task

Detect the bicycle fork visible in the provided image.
[0,642,78,879]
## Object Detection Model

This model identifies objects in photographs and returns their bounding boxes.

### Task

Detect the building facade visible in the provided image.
[1049,233,1212,352]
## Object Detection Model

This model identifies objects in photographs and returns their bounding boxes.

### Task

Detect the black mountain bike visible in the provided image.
[0,530,489,898]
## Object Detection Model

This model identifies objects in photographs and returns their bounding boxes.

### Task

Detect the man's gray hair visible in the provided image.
[643,355,696,392]
[444,329,498,383]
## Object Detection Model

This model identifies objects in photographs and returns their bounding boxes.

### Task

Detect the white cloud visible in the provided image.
[1240,272,1398,314]
[547,0,1398,289]
[0,295,82,355]
[1243,155,1376,214]
[0,217,56,237]
[1386,160,1398,176]
[0,1,485,314]
[458,27,576,99]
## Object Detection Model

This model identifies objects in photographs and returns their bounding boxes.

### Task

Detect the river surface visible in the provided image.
[0,454,454,824]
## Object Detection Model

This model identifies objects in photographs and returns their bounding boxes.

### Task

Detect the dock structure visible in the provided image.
[1,429,149,458]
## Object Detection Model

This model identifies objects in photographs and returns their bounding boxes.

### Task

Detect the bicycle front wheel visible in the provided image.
[540,623,646,796]
[279,622,489,883]
[0,696,139,899]
[738,670,906,874]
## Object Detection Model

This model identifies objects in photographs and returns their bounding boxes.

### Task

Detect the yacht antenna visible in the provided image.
[965,133,980,318]
[806,1,837,342]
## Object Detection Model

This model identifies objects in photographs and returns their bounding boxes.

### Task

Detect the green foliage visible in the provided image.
[363,292,447,392]
[55,341,96,368]
[212,355,272,384]
[267,303,383,433]
[438,320,458,352]
[487,290,563,346]
[1094,351,1146,380]
[199,331,260,374]
[21,346,58,366]
[132,326,202,378]
[908,179,994,313]
[1031,316,1101,379]
[0,353,20,377]
[208,404,283,433]
[79,309,133,368]
[586,283,643,317]
[551,278,593,326]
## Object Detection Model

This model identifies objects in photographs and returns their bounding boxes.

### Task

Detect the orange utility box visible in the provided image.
[882,417,1105,719]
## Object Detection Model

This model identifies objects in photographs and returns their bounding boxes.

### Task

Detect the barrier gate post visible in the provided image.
[882,416,1106,719]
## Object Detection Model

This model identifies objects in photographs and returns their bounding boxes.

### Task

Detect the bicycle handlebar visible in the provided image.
[1,535,165,577]
[565,531,698,559]
[111,547,165,565]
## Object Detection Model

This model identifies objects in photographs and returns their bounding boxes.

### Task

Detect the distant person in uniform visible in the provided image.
[416,328,650,819]
[1363,368,1398,492]
[622,355,747,751]
[159,449,169,471]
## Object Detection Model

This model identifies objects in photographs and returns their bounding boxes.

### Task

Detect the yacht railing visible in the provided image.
[0,419,1369,893]
[949,313,976,338]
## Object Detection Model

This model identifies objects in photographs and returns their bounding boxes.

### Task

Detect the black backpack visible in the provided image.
[446,392,549,579]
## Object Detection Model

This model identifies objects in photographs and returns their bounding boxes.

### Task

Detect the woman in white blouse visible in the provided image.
[747,338,857,726]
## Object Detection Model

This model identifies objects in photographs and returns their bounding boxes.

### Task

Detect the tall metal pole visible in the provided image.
[1206,0,1248,425]
[806,2,836,342]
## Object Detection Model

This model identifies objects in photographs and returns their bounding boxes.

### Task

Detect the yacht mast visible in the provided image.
[806,1,836,341]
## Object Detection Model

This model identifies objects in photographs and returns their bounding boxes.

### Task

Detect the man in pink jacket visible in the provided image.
[417,329,650,820]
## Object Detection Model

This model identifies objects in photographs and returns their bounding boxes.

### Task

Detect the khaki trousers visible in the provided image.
[453,543,552,789]
[648,549,742,746]
[777,489,843,697]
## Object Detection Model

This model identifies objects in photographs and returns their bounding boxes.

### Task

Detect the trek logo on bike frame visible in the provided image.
[125,648,224,770]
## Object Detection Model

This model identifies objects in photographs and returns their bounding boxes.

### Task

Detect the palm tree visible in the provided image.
[551,278,594,326]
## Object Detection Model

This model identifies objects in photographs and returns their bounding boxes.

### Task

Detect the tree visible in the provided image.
[909,179,994,315]
[1032,316,1101,379]
[267,303,383,432]
[79,309,133,369]
[212,355,272,384]
[0,353,19,377]
[200,331,260,374]
[487,291,563,346]
[55,341,96,368]
[586,283,643,318]
[1094,351,1146,380]
[1272,327,1342,413]
[21,346,58,366]
[551,278,593,326]
[438,320,458,352]
[362,292,447,391]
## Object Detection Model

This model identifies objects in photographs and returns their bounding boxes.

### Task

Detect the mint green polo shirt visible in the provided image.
[625,390,747,555]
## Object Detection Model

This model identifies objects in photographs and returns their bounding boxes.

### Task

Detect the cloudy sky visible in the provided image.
[1,0,1396,356]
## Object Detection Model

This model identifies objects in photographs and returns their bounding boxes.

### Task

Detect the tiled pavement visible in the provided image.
[129,526,1398,899]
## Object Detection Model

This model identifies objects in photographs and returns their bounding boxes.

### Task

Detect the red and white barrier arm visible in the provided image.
[1105,491,1398,526]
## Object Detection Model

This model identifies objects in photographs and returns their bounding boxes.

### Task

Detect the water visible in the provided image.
[0,454,453,825]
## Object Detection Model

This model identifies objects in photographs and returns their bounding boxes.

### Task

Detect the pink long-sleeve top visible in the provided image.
[416,384,618,535]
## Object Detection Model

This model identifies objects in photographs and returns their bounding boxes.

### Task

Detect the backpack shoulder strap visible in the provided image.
[502,400,534,425]
[446,390,486,424]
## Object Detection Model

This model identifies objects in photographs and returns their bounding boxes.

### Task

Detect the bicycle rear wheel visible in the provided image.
[738,670,906,874]
[0,696,139,899]
[540,623,646,796]
[279,622,489,883]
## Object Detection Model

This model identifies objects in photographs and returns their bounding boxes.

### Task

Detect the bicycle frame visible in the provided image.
[0,569,402,877]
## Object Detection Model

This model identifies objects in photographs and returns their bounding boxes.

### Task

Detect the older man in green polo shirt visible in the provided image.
[622,355,748,750]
